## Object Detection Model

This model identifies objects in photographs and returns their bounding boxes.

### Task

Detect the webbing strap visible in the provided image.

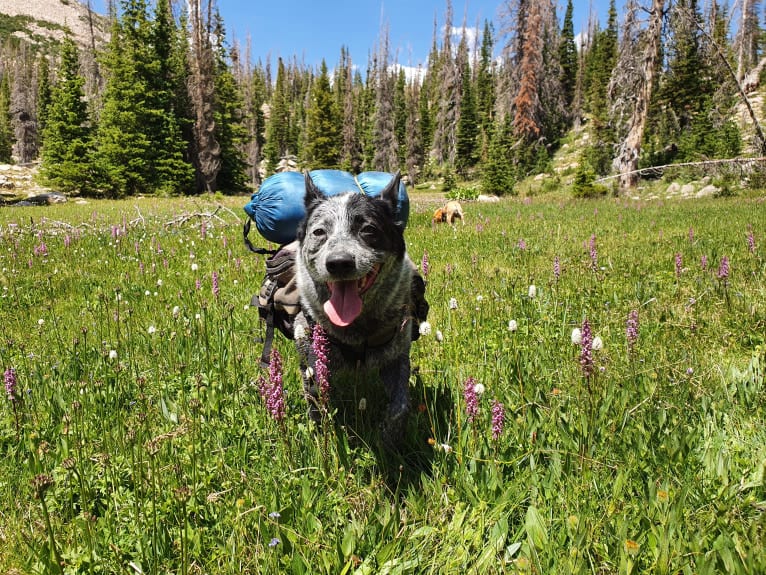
[243,219,279,256]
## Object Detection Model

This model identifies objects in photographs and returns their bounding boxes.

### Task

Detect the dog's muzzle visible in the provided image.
[323,264,381,327]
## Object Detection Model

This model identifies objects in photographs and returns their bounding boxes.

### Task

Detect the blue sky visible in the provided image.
[93,0,610,68]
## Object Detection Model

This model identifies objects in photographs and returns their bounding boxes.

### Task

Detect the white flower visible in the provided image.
[243,304,250,311]
[145,290,151,296]
[156,279,163,287]
[449,297,458,310]
[147,325,157,335]
[435,330,444,342]
[38,318,45,326]
[294,323,306,340]
[476,295,484,302]
[172,306,180,318]
[358,398,367,411]
[591,336,603,351]
[473,383,485,395]
[304,366,314,379]
[419,321,432,336]
[195,313,201,320]
[571,328,582,345]
[439,443,453,454]
[108,349,118,360]
[191,263,199,271]
[528,284,537,298]
[508,319,518,332]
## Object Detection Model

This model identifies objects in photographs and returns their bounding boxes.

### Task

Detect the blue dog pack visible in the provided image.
[244,170,409,245]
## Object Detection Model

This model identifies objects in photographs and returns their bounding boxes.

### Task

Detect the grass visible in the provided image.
[0,191,765,574]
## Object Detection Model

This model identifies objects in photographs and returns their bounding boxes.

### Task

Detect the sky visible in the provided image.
[92,0,611,69]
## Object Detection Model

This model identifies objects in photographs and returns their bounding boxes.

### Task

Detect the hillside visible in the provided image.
[0,0,108,50]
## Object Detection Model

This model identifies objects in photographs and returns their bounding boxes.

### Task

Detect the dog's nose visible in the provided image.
[325,253,356,275]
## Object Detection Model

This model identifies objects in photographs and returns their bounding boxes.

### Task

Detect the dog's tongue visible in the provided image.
[324,280,362,326]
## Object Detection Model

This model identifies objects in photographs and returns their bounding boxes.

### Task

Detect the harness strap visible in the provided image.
[243,219,279,255]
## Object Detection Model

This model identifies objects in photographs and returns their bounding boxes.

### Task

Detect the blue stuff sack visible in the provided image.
[243,170,408,246]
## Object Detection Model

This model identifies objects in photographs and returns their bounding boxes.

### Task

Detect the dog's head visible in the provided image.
[296,171,406,327]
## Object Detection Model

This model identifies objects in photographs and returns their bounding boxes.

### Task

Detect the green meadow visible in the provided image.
[0,192,764,574]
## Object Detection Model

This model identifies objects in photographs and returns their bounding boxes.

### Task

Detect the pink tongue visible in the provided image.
[324,280,362,326]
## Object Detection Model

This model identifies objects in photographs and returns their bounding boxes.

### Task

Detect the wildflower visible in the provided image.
[420,250,429,279]
[675,252,683,278]
[517,238,527,250]
[626,309,639,352]
[358,398,367,411]
[701,254,708,271]
[268,538,280,548]
[591,336,603,351]
[438,443,453,454]
[191,263,199,272]
[268,511,281,520]
[108,350,118,360]
[258,349,286,422]
[528,284,537,299]
[491,400,505,440]
[589,234,598,271]
[212,271,220,298]
[200,221,207,240]
[473,383,485,396]
[717,256,730,281]
[476,295,484,302]
[624,539,640,556]
[172,306,181,318]
[571,328,582,345]
[435,330,444,342]
[449,297,458,310]
[580,319,594,379]
[293,323,306,340]
[418,321,432,336]
[311,324,331,401]
[508,319,518,332]
[37,318,45,327]
[553,255,560,281]
[4,368,18,403]
[157,279,163,287]
[463,377,480,422]
[195,279,201,290]
[147,325,157,335]
[747,229,756,253]
[688,226,694,244]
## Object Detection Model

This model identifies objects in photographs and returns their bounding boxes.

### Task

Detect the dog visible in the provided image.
[432,200,464,226]
[293,171,428,446]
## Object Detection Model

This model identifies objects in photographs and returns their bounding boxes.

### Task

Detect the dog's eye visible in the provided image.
[360,224,378,238]
[312,227,326,238]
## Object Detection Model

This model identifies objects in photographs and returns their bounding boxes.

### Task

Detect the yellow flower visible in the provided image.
[624,539,640,555]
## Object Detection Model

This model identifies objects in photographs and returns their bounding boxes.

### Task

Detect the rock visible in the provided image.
[14,192,67,206]
[681,183,695,195]
[666,182,681,195]
[696,185,719,197]
[477,194,500,203]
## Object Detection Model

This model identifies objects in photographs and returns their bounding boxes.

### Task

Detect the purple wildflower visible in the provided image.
[258,349,286,422]
[212,271,220,298]
[589,235,598,271]
[717,256,730,281]
[580,319,594,379]
[701,255,708,271]
[64,235,71,248]
[553,255,560,281]
[463,377,479,423]
[420,250,430,279]
[311,324,331,402]
[200,221,207,240]
[675,252,683,278]
[195,278,201,290]
[268,537,280,548]
[688,227,694,244]
[4,368,18,403]
[491,400,505,440]
[517,238,527,251]
[626,310,639,353]
[747,229,756,254]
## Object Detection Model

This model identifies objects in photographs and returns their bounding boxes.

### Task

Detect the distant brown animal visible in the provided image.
[432,200,464,226]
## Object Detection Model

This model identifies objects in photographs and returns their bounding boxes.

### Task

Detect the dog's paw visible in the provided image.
[380,407,409,448]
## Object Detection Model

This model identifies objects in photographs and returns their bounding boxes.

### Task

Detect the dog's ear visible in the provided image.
[304,171,326,208]
[379,171,401,214]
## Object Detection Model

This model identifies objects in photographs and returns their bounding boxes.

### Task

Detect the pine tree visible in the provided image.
[36,54,52,137]
[373,29,398,172]
[404,77,424,185]
[456,30,479,174]
[211,12,249,192]
[476,20,495,141]
[264,57,292,172]
[0,74,12,163]
[559,0,577,108]
[432,0,459,165]
[39,38,92,193]
[481,119,515,196]
[393,67,407,166]
[305,59,340,168]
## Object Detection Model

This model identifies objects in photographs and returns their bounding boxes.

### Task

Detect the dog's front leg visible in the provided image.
[380,354,411,446]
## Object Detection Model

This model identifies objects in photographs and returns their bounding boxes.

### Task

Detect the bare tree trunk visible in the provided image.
[614,0,664,189]
[188,0,221,193]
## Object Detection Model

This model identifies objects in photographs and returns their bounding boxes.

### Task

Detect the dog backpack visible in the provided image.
[249,241,300,367]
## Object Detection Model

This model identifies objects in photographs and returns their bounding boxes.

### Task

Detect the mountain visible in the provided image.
[0,0,108,50]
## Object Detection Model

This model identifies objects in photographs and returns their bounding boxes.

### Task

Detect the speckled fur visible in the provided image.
[294,172,415,445]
